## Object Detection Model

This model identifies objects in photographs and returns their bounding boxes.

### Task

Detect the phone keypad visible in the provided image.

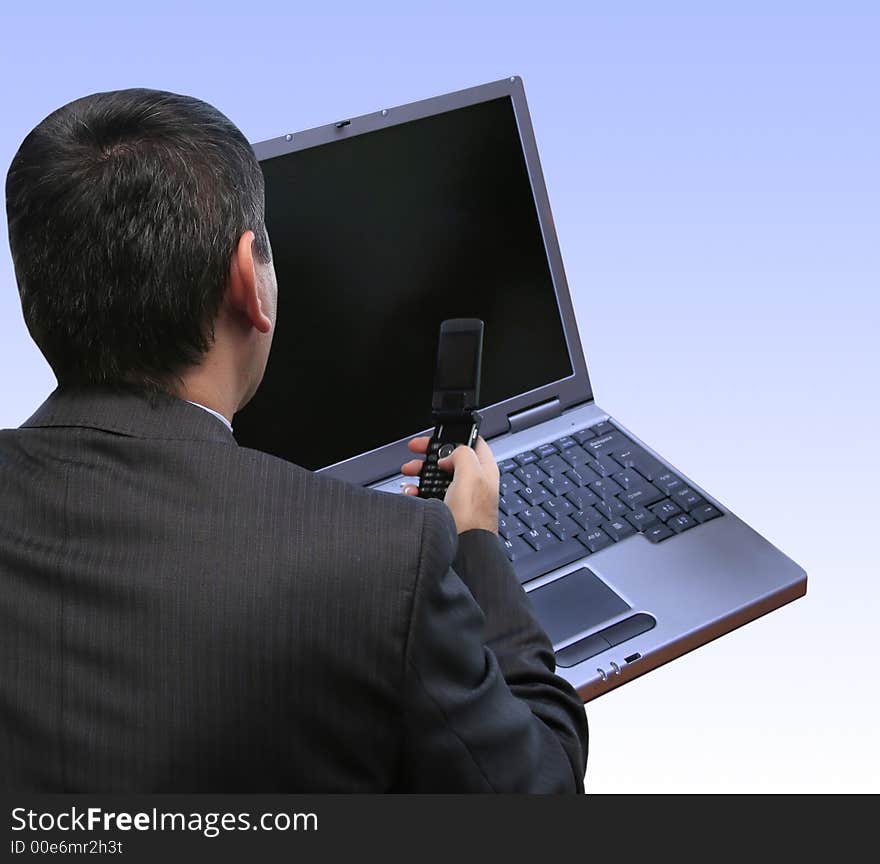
[418,439,452,500]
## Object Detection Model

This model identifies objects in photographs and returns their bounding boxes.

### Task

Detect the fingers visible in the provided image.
[407,436,431,454]
[401,483,419,496]
[473,436,497,472]
[402,436,499,495]
[400,458,424,477]
[437,443,480,478]
[402,435,430,475]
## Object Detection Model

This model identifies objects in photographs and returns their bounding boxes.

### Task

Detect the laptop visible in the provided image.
[234,75,807,701]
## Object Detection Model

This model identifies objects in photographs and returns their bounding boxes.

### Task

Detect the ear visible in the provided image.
[227,230,272,334]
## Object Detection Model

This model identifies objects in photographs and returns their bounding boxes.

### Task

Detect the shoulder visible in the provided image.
[229,444,461,667]
[232,442,419,515]
[230,443,457,568]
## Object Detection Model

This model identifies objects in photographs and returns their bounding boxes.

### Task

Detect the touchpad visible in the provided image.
[526,567,631,647]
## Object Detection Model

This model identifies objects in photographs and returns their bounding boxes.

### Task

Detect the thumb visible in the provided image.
[472,436,498,476]
[437,443,479,477]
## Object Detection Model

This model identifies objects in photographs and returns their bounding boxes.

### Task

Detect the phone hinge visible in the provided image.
[507,397,562,434]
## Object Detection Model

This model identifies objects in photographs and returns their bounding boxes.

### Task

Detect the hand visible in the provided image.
[401,435,500,534]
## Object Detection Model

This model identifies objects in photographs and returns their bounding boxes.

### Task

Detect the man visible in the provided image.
[0,88,588,792]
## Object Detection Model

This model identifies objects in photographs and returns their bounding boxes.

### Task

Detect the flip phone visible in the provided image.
[418,319,484,500]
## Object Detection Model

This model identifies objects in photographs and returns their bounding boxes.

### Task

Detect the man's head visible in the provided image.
[5,88,277,413]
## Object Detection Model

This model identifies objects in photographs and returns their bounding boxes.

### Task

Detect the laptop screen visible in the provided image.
[233,95,573,471]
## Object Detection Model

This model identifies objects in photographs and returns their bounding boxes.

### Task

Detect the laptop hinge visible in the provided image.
[507,397,562,434]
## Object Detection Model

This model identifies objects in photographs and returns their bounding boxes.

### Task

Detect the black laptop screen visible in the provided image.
[233,96,573,471]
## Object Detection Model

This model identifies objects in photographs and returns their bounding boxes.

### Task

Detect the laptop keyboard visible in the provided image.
[497,420,723,584]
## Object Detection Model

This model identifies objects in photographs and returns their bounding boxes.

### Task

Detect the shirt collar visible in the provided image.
[185,400,233,431]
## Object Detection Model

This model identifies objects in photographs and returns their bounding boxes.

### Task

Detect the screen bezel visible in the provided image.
[250,75,593,485]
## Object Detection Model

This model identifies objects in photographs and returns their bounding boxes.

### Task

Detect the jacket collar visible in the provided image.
[20,384,237,445]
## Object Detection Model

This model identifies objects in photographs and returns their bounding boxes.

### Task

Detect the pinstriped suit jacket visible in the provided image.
[0,385,587,791]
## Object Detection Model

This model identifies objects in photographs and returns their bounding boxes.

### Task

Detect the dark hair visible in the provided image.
[5,88,271,391]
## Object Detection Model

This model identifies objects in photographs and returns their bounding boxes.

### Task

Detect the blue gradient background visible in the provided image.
[1,3,877,791]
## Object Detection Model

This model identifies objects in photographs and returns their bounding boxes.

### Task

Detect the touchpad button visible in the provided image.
[526,567,631,647]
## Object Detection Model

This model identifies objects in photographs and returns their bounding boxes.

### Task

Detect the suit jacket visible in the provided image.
[0,385,588,792]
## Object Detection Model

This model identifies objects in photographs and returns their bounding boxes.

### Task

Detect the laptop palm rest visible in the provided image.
[527,567,632,646]
[528,567,658,667]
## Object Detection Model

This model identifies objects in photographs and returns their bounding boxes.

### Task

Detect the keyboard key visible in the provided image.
[617,475,656,496]
[560,446,592,470]
[668,513,697,533]
[644,523,674,543]
[547,516,582,541]
[561,513,585,536]
[502,535,532,561]
[500,493,528,516]
[650,499,682,522]
[519,485,552,507]
[572,428,596,445]
[594,497,630,520]
[535,442,558,459]
[523,527,561,552]
[514,451,539,466]
[589,477,623,500]
[691,503,723,523]
[543,496,575,518]
[579,527,615,553]
[586,431,628,455]
[592,421,616,436]
[584,454,620,477]
[519,506,552,529]
[511,539,588,584]
[537,454,568,476]
[565,488,599,510]
[499,459,518,474]
[499,473,523,496]
[602,518,636,542]
[612,469,647,490]
[653,471,684,494]
[672,486,705,510]
[565,467,601,488]
[570,507,603,530]
[612,446,665,481]
[514,465,549,487]
[554,435,578,450]
[610,444,640,468]
[631,455,665,482]
[498,514,527,539]
[619,485,664,508]
[624,506,659,533]
[542,474,573,496]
